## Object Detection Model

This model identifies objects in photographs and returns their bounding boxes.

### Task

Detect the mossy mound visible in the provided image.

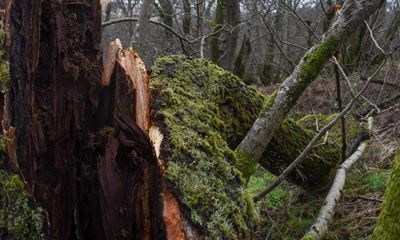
[371,153,400,239]
[151,56,258,239]
[150,56,366,238]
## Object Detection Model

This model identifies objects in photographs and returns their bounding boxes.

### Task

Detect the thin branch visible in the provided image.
[103,18,229,46]
[279,0,320,40]
[332,56,355,96]
[365,20,387,55]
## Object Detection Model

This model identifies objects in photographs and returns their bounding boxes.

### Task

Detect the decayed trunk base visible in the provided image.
[6,1,165,238]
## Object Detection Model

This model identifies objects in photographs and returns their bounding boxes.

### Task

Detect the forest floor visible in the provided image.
[250,63,400,239]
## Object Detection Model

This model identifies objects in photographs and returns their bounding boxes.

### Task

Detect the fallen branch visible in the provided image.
[253,62,383,202]
[301,117,373,240]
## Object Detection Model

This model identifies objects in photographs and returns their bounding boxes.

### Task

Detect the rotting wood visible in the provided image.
[6,0,164,237]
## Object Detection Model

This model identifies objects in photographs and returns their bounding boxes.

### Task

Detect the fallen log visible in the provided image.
[301,117,373,240]
[150,55,367,193]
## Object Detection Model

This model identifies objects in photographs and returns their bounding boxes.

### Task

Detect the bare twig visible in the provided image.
[364,20,387,55]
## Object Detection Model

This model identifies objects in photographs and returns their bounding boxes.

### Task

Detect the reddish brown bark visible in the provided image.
[5,1,165,239]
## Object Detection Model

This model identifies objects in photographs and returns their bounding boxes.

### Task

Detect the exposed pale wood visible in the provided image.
[302,142,367,240]
[302,117,373,240]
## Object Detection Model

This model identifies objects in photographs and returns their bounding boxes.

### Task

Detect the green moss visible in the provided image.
[0,134,45,239]
[298,113,365,149]
[99,126,116,137]
[0,171,45,240]
[298,37,338,95]
[235,149,257,184]
[370,153,400,239]
[301,234,317,240]
[0,24,9,93]
[151,56,258,238]
[210,0,225,63]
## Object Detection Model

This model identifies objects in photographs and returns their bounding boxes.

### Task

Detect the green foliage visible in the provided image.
[0,24,9,93]
[362,171,390,192]
[259,190,323,239]
[247,168,290,208]
[0,172,45,240]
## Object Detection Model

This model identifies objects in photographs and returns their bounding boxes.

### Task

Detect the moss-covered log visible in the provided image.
[370,153,400,239]
[149,55,367,238]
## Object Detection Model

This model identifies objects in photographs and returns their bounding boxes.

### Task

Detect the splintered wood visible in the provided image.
[102,40,185,239]
[102,39,150,132]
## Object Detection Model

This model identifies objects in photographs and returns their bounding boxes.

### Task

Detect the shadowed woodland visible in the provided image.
[0,0,400,239]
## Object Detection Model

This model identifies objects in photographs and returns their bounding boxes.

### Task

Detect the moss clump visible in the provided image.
[99,126,116,137]
[370,153,400,239]
[298,37,337,96]
[298,113,367,154]
[0,172,45,240]
[0,134,45,240]
[235,149,257,184]
[0,24,9,93]
[260,117,342,191]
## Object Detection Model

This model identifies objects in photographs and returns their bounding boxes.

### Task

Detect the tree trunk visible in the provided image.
[6,1,164,239]
[133,0,155,49]
[182,0,191,35]
[209,0,240,71]
[158,0,174,40]
[237,0,384,176]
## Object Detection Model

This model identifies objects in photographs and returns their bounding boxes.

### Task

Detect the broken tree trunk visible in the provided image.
[237,0,384,174]
[5,1,164,239]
